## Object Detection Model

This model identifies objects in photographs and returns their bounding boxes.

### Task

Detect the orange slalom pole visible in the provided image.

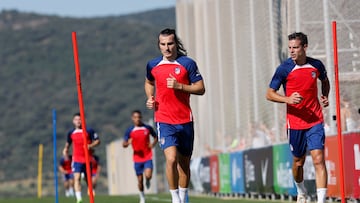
[72,31,95,203]
[332,21,345,203]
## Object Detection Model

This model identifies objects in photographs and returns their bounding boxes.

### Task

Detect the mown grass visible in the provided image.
[0,193,288,203]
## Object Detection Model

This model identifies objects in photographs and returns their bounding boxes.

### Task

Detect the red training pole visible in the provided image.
[72,31,95,203]
[332,21,346,203]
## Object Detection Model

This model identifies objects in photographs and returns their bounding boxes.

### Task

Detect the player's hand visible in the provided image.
[146,96,155,109]
[288,92,303,105]
[167,74,182,90]
[148,143,155,149]
[320,95,329,107]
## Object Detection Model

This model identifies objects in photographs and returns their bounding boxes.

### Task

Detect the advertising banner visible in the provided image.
[243,147,274,194]
[230,151,245,194]
[209,155,220,193]
[219,153,231,194]
[343,132,360,198]
[325,135,341,197]
[272,143,297,196]
[326,132,360,198]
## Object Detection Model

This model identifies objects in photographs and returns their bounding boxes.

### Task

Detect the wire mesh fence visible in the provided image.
[176,0,360,158]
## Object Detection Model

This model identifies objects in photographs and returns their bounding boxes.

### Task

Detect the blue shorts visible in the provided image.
[63,173,74,181]
[72,162,89,174]
[134,160,153,176]
[157,122,194,156]
[288,123,325,157]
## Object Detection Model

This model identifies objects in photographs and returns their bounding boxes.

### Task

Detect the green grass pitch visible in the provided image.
[0,194,287,203]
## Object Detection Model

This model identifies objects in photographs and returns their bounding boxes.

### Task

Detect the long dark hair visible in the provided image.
[158,28,187,56]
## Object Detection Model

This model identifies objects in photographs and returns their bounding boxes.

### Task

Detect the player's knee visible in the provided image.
[166,156,177,166]
[312,156,325,168]
[293,156,305,167]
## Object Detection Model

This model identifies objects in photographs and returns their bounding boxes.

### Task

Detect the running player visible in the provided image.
[59,154,74,197]
[145,28,205,203]
[266,32,330,203]
[63,113,100,203]
[123,110,158,203]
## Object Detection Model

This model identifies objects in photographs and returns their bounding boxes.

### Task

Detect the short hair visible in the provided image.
[132,110,142,116]
[288,32,308,46]
[158,28,187,56]
[73,112,81,117]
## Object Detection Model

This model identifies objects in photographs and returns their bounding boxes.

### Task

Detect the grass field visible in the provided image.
[0,194,288,203]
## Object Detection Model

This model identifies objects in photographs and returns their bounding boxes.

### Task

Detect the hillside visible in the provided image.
[0,8,175,196]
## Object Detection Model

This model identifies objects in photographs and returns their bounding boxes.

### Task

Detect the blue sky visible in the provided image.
[0,0,176,18]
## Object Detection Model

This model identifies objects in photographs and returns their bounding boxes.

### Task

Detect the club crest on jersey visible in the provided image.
[311,71,316,78]
[174,67,181,75]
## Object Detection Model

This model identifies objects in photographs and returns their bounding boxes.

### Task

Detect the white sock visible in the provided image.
[178,187,188,203]
[69,187,74,196]
[139,191,145,199]
[295,180,307,195]
[170,189,180,203]
[317,188,327,203]
[75,191,82,201]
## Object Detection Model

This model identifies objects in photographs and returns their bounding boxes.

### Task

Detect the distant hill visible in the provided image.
[0,8,175,197]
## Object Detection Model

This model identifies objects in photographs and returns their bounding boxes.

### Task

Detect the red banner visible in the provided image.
[325,132,360,199]
[209,155,220,193]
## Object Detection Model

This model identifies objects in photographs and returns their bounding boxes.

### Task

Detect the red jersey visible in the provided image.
[124,124,157,162]
[66,128,99,163]
[269,57,328,129]
[146,55,203,124]
[60,155,72,174]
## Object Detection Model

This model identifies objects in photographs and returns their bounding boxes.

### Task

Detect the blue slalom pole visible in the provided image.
[53,109,59,203]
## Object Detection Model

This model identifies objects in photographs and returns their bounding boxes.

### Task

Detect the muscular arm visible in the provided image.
[320,77,330,107]
[58,165,66,174]
[145,78,156,109]
[150,136,158,148]
[122,139,131,148]
[181,80,205,95]
[145,78,155,99]
[321,77,330,97]
[63,142,70,156]
[88,139,100,149]
[266,88,303,105]
[266,88,288,103]
[167,75,206,95]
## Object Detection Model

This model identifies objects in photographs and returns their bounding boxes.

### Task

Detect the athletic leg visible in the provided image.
[307,124,327,203]
[73,172,82,202]
[144,167,153,189]
[164,146,180,203]
[137,174,145,203]
[289,128,308,203]
[177,154,190,203]
[310,149,327,203]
